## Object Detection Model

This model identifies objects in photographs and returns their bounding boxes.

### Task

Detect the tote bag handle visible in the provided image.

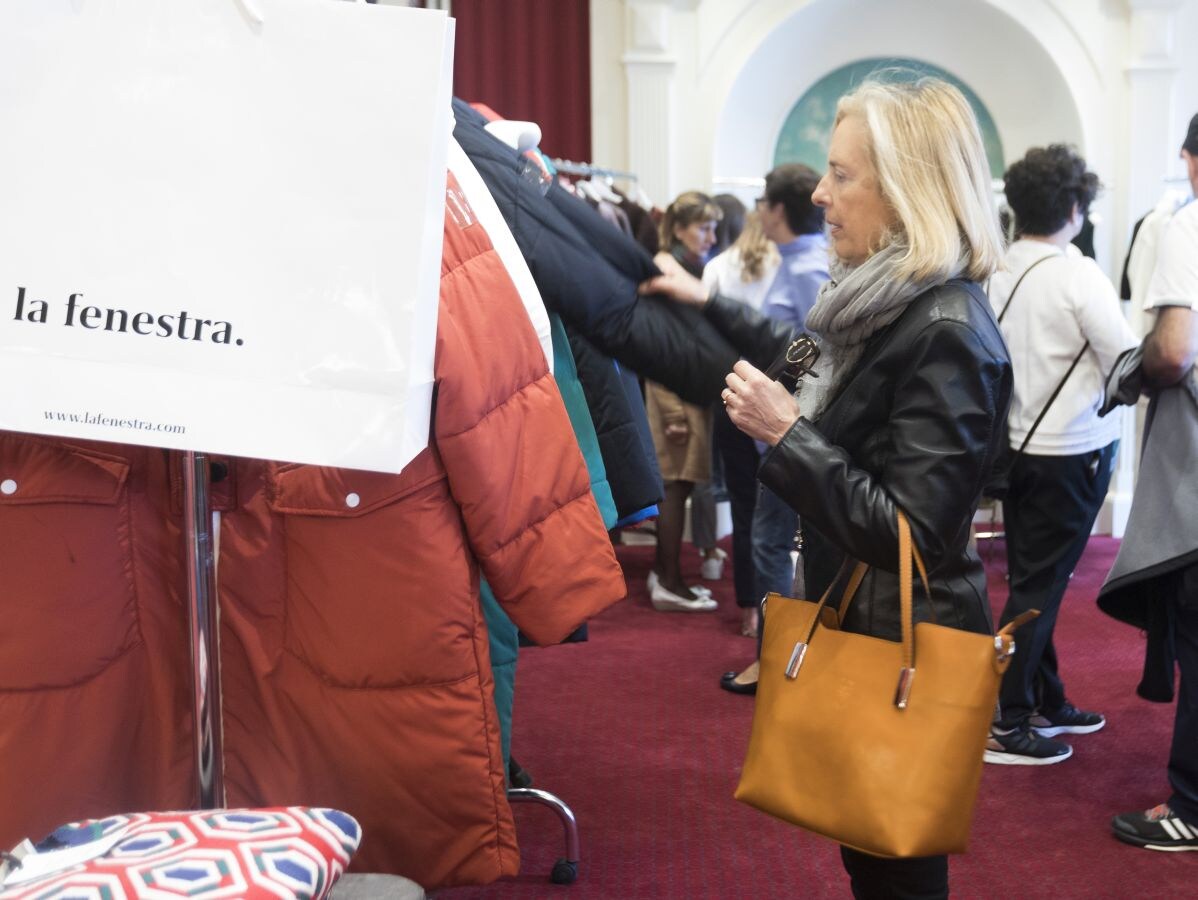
[779,510,931,701]
[781,510,1029,708]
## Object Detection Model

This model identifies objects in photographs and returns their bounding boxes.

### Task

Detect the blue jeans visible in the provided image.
[751,484,798,600]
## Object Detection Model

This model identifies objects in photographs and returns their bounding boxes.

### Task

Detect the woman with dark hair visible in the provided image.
[711,193,747,255]
[645,76,1012,898]
[644,191,723,612]
[688,192,750,590]
[984,144,1138,765]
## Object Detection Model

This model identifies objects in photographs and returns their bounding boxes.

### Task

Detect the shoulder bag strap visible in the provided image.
[996,252,1055,323]
[1012,339,1090,457]
[995,252,1090,458]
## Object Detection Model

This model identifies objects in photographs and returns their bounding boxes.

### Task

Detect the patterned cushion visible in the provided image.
[1,807,361,899]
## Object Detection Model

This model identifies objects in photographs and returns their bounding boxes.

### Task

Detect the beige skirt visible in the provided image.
[645,381,712,483]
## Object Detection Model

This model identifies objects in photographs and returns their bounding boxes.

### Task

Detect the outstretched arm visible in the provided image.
[1142,305,1198,387]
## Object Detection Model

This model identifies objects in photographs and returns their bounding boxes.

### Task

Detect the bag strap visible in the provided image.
[780,512,1042,702]
[992,609,1040,672]
[895,512,918,706]
[787,512,933,690]
[834,561,870,622]
[994,251,1090,459]
[833,539,935,626]
[1010,340,1091,458]
[788,557,860,644]
[996,253,1055,323]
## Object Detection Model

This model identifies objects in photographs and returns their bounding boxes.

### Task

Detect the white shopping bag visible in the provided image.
[0,0,453,475]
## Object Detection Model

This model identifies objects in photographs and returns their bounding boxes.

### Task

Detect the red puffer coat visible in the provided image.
[0,174,625,889]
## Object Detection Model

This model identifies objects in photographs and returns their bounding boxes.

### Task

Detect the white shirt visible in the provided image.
[1128,190,1192,309]
[702,245,780,311]
[988,240,1139,455]
[1145,200,1198,312]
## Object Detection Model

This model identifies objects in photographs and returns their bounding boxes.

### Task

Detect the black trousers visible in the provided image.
[840,847,948,900]
[713,405,761,609]
[1166,562,1198,824]
[997,442,1117,725]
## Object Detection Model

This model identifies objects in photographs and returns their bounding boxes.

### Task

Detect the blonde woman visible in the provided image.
[647,76,1012,897]
[702,212,780,311]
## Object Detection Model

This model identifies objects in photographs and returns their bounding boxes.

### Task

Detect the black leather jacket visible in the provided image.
[706,279,1012,641]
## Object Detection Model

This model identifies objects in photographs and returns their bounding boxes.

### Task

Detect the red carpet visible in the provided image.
[439,535,1194,898]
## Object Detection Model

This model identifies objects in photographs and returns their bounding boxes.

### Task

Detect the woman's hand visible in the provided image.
[663,421,690,444]
[653,251,683,274]
[721,360,801,445]
[639,252,709,306]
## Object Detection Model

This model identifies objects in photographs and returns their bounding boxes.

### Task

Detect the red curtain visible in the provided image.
[449,0,592,163]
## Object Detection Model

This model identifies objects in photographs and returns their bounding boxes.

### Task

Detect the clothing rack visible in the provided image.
[711,176,765,188]
[551,159,637,182]
[554,158,652,213]
[184,451,223,808]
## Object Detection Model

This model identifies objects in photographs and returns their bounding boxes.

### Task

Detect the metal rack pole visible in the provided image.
[183,450,224,808]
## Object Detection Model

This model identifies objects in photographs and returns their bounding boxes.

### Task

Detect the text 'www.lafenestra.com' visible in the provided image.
[44,410,186,435]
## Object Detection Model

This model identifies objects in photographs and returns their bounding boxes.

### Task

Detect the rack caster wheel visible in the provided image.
[550,859,578,885]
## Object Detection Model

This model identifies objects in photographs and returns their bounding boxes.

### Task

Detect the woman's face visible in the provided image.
[812,115,895,266]
[674,218,718,259]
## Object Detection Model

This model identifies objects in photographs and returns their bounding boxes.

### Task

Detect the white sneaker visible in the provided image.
[700,548,727,581]
[650,583,717,612]
[647,570,711,597]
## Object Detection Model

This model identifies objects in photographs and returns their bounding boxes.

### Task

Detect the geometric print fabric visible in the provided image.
[0,808,361,900]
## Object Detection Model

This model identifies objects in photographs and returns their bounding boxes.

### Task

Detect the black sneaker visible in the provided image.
[983,721,1073,765]
[1029,702,1105,737]
[1112,803,1198,851]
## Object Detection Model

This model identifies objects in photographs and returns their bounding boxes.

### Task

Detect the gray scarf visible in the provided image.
[798,242,961,420]
[789,242,964,598]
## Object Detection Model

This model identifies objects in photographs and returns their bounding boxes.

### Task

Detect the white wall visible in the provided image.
[590,0,628,183]
[594,0,1198,278]
[1174,1,1198,168]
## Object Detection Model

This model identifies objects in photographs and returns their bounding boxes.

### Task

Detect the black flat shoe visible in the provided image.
[720,670,757,696]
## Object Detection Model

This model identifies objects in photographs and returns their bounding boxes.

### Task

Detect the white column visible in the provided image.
[1105,0,1183,537]
[623,0,676,205]
[1124,0,1182,334]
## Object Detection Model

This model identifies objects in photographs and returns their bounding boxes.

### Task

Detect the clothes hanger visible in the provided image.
[484,119,542,154]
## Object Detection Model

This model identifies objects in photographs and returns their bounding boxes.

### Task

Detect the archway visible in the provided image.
[772,57,1004,179]
[706,0,1092,233]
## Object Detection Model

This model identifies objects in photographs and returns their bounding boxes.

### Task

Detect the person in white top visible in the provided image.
[702,213,780,312]
[984,144,1139,766]
[1105,112,1198,852]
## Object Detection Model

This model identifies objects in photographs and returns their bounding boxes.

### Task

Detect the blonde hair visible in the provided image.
[835,76,1004,283]
[733,212,779,282]
[659,190,722,251]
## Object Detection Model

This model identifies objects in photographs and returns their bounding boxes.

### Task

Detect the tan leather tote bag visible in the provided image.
[735,510,1034,858]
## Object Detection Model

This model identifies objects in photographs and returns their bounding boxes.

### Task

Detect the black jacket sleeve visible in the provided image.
[702,293,797,371]
[451,108,739,405]
[758,317,1007,571]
